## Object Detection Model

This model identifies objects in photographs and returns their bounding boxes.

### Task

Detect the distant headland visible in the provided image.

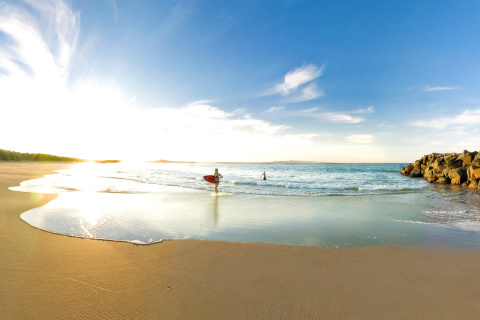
[401,150,480,192]
[0,149,83,162]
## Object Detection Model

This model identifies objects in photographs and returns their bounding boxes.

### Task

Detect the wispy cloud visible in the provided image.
[321,113,364,123]
[107,0,118,22]
[311,107,374,124]
[346,135,375,144]
[285,83,325,103]
[153,1,194,40]
[275,64,324,95]
[423,85,456,92]
[410,107,480,129]
[353,106,374,113]
[301,107,318,113]
[264,64,325,102]
[0,0,79,112]
[264,106,285,113]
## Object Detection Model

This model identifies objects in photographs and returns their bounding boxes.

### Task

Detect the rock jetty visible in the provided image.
[401,150,480,191]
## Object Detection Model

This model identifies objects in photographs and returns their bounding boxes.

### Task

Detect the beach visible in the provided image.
[2,162,480,319]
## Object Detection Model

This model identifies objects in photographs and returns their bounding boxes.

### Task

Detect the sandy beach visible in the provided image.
[1,162,480,319]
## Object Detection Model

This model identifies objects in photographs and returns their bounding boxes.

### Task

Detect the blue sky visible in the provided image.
[0,0,479,162]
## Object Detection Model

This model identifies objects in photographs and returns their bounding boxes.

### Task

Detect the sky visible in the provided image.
[0,0,479,162]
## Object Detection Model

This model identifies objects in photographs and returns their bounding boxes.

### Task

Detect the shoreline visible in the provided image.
[2,162,480,319]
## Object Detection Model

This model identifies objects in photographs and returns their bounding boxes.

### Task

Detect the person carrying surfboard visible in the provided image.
[214,168,223,194]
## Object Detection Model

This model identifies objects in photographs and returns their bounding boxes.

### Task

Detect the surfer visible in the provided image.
[261,171,266,180]
[214,168,223,194]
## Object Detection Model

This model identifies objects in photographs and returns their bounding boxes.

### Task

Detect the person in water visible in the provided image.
[261,171,266,180]
[214,168,223,194]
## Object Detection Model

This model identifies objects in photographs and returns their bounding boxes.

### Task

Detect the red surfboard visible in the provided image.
[203,175,215,184]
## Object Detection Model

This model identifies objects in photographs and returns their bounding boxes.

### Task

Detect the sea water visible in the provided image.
[10,162,480,248]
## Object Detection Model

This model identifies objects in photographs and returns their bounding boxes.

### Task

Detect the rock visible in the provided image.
[411,169,423,177]
[472,168,480,180]
[427,153,438,163]
[424,168,435,178]
[435,165,445,174]
[451,177,461,185]
[444,155,456,164]
[402,151,480,189]
[414,160,421,170]
[436,177,449,184]
[472,159,480,170]
[447,159,463,169]
[463,155,472,166]
[448,167,467,184]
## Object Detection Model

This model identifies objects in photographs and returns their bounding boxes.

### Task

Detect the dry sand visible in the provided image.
[1,162,480,319]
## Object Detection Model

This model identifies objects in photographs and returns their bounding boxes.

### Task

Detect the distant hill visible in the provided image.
[93,160,121,163]
[0,149,84,162]
[148,159,195,163]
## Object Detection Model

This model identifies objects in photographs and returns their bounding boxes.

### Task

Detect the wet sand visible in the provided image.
[1,162,480,319]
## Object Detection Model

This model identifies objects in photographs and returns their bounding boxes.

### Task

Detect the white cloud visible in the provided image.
[411,107,480,129]
[264,64,325,103]
[346,135,375,144]
[319,112,364,123]
[0,0,79,113]
[301,107,318,113]
[354,106,374,113]
[285,83,325,103]
[324,113,364,123]
[264,106,285,113]
[302,107,373,123]
[276,64,324,95]
[423,85,456,92]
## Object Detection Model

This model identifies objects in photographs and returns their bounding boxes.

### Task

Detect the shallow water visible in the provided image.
[11,162,480,248]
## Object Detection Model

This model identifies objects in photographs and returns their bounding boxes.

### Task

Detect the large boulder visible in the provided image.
[444,154,458,164]
[451,177,462,185]
[436,177,449,184]
[472,168,480,180]
[462,155,472,166]
[448,167,467,184]
[414,160,421,170]
[442,167,451,177]
[447,159,463,169]
[410,169,423,177]
[428,174,437,183]
[435,165,445,174]
[427,153,439,163]
[472,159,480,170]
[424,168,435,178]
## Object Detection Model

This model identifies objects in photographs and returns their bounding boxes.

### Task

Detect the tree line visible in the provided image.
[0,149,83,162]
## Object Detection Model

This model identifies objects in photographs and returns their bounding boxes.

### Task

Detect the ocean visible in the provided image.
[10,162,480,248]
